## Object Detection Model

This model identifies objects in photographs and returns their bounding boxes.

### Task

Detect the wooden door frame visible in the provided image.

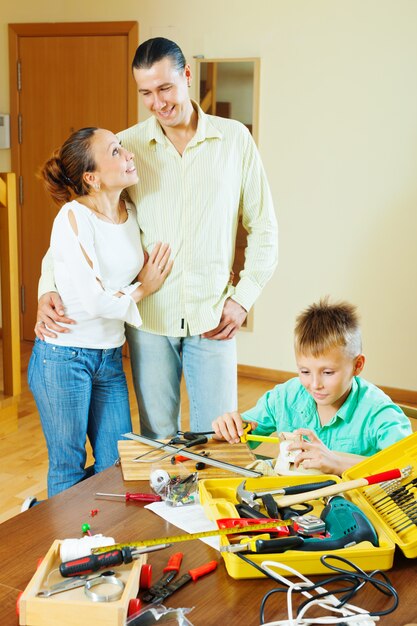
[8,21,138,332]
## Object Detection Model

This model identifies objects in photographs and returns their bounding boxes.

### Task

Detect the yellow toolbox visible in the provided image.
[199,431,417,579]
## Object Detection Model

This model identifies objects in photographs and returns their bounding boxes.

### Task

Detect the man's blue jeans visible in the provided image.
[28,339,132,497]
[125,327,237,438]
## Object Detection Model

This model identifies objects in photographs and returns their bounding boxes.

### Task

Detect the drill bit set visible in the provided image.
[364,468,417,534]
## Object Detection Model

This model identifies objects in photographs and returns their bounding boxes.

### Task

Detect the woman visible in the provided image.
[28,127,172,497]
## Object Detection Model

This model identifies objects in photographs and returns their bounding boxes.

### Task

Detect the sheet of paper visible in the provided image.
[145,501,220,550]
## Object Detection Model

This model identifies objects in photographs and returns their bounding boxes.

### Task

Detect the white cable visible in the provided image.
[259,560,379,626]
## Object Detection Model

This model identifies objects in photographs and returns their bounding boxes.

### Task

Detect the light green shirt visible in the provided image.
[39,103,278,337]
[243,376,412,456]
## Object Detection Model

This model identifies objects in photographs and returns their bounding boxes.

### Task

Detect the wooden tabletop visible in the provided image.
[0,465,415,626]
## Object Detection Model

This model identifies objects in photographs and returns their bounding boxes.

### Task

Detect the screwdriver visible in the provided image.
[60,544,170,577]
[95,492,162,503]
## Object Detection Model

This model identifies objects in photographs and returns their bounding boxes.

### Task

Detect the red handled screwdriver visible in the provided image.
[95,492,162,503]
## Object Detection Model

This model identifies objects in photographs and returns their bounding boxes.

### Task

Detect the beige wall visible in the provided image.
[1,1,417,390]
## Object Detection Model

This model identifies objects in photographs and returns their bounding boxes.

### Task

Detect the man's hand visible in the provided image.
[288,428,364,476]
[212,411,257,444]
[202,298,247,340]
[35,292,75,340]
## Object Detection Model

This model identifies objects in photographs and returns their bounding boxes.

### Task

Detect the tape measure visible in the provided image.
[92,521,291,553]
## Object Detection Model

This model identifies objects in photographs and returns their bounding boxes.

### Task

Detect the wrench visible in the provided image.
[37,570,116,597]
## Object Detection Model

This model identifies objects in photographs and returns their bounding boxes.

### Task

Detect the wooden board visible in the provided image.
[118,439,256,481]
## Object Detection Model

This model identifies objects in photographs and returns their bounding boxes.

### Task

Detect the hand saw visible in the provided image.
[122,432,263,478]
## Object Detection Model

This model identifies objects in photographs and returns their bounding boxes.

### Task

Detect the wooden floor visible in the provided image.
[0,341,272,523]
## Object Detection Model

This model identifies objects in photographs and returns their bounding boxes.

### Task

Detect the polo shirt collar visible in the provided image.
[144,100,223,147]
[334,377,359,423]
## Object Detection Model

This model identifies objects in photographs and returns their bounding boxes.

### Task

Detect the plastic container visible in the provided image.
[199,466,400,578]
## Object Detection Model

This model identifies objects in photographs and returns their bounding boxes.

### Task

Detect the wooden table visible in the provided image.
[0,466,415,625]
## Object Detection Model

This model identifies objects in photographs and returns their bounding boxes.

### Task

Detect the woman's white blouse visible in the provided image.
[44,199,143,348]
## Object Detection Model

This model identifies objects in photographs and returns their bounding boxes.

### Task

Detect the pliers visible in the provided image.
[141,552,183,603]
[141,553,217,604]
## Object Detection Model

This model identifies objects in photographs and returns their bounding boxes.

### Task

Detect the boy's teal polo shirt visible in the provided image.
[242,376,412,456]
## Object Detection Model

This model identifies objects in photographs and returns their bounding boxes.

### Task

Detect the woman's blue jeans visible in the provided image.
[28,339,132,497]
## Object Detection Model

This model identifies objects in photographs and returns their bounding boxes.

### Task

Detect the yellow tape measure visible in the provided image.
[92,521,291,553]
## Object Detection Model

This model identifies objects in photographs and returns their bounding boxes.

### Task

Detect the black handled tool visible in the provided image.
[221,536,304,553]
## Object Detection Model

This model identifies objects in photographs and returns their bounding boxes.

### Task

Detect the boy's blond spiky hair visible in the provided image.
[294,297,362,358]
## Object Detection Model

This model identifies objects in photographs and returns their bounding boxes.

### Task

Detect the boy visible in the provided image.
[212,298,411,475]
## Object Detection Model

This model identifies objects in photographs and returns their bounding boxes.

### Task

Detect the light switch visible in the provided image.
[0,114,11,149]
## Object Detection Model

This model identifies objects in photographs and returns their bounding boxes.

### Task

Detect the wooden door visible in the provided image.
[8,22,138,340]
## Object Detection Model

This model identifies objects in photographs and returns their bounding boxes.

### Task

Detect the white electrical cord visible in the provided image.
[259,560,379,626]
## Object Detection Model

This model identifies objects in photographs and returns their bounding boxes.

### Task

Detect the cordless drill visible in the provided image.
[297,496,379,551]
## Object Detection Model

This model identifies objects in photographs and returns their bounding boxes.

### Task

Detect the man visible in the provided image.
[36,37,278,439]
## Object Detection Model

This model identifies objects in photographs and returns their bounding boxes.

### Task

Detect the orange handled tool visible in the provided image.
[148,560,218,604]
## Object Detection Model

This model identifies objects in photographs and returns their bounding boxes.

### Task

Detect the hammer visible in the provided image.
[237,468,405,511]
[236,478,337,510]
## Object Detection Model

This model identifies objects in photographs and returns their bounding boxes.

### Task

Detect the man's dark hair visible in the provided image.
[132,37,186,72]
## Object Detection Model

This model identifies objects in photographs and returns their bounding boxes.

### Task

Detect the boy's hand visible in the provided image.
[212,412,258,444]
[35,292,75,339]
[288,428,344,475]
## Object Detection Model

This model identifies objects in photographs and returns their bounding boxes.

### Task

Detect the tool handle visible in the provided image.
[276,469,401,508]
[163,552,183,573]
[365,469,401,485]
[125,492,162,502]
[59,549,124,577]
[282,479,337,495]
[188,560,218,581]
[245,434,281,444]
[254,536,304,553]
[182,431,214,439]
[185,435,208,447]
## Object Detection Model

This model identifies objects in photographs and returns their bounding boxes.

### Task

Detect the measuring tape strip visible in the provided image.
[92,521,291,553]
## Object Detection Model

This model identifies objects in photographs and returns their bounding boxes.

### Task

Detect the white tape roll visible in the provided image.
[150,469,170,494]
[60,535,115,562]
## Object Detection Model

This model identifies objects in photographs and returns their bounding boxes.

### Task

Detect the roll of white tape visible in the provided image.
[60,535,115,562]
[150,469,170,494]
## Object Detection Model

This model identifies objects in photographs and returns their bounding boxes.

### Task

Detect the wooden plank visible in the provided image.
[118,439,256,481]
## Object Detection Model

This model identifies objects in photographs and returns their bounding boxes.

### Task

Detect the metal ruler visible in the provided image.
[92,521,290,553]
[123,432,263,478]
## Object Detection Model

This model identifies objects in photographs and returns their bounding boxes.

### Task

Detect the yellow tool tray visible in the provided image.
[199,429,417,580]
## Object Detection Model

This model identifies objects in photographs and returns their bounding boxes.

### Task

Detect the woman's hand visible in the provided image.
[133,243,173,301]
